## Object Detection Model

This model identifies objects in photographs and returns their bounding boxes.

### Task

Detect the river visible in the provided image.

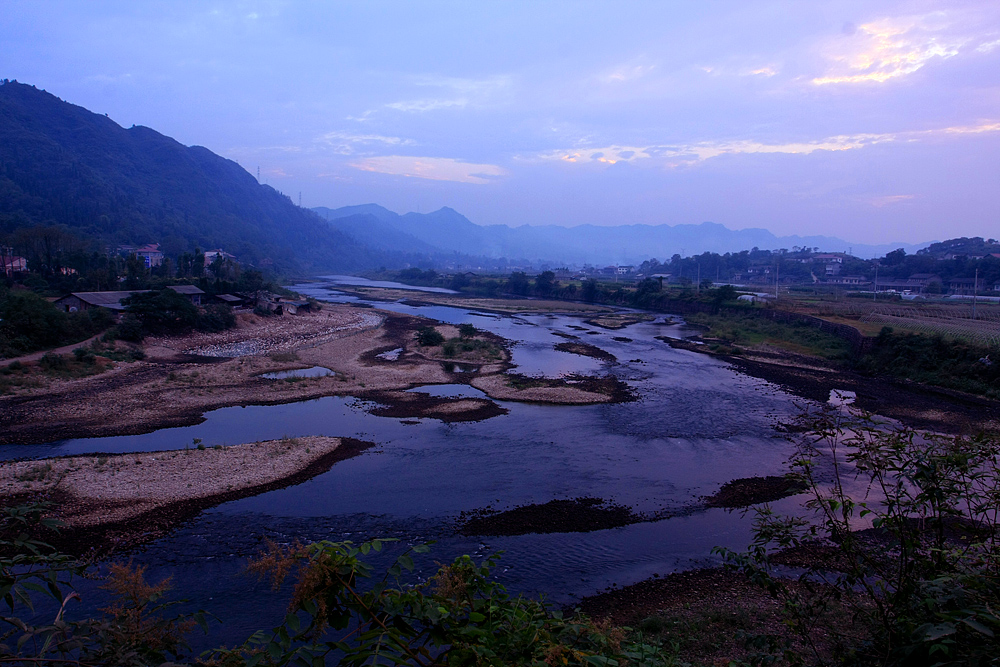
[12,277,809,650]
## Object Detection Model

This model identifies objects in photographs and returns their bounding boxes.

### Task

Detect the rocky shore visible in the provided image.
[0,436,372,555]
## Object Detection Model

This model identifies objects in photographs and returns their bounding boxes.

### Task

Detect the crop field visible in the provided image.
[783,297,1000,347]
[851,304,1000,347]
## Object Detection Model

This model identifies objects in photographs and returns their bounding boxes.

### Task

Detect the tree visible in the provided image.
[581,279,598,303]
[0,290,67,354]
[123,289,198,335]
[534,270,556,296]
[884,248,906,266]
[506,272,530,296]
[711,284,737,306]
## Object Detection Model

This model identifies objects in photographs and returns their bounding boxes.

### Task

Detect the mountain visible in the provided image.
[0,80,383,274]
[316,205,931,264]
[312,206,440,255]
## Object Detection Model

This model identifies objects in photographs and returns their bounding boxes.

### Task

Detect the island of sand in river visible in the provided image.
[0,297,634,549]
[0,300,630,447]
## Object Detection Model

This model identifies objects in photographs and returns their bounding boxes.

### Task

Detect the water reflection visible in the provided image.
[8,276,811,649]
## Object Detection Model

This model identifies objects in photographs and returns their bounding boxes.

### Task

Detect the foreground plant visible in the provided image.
[718,408,1000,666]
[1,507,672,666]
[204,539,670,666]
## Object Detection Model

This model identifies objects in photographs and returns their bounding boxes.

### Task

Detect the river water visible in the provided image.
[10,277,810,649]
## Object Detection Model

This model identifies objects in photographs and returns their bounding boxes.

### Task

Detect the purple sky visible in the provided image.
[3,1,999,243]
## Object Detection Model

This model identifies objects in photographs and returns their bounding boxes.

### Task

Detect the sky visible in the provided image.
[2,1,999,244]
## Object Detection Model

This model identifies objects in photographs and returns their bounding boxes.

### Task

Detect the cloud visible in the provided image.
[812,13,967,85]
[349,156,506,184]
[866,194,916,207]
[385,98,469,112]
[599,62,655,83]
[386,74,511,113]
[318,131,416,155]
[977,38,1000,53]
[531,120,1000,168]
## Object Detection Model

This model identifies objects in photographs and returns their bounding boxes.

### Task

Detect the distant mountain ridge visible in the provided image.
[0,81,387,273]
[315,204,932,264]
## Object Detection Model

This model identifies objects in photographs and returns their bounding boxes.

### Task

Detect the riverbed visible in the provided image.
[9,277,809,649]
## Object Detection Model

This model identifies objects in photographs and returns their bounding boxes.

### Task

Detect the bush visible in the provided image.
[719,409,1000,665]
[38,352,66,370]
[72,347,95,364]
[123,289,198,336]
[116,314,145,342]
[195,304,236,332]
[416,326,445,346]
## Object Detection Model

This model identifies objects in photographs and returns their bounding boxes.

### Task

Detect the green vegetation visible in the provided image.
[719,410,1000,665]
[0,287,114,358]
[415,326,445,347]
[857,327,1000,399]
[0,509,673,666]
[441,337,501,360]
[119,289,237,340]
[0,81,385,274]
[685,311,854,361]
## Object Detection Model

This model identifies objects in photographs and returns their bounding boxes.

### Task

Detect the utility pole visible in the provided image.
[873,262,879,302]
[775,260,779,300]
[697,263,701,293]
[973,267,979,320]
[257,166,260,182]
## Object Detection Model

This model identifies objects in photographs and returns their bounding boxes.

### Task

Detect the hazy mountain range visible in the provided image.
[0,80,932,276]
[314,204,932,265]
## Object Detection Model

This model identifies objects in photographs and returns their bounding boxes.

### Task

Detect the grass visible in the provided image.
[685,311,854,362]
[1,352,114,393]
[440,337,502,360]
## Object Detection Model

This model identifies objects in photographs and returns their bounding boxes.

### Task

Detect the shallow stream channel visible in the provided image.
[9,276,813,650]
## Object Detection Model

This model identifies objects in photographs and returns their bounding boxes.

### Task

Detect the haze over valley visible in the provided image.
[2,3,1000,665]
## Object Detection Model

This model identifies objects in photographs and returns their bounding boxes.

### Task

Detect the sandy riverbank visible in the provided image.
[0,303,627,445]
[0,436,371,554]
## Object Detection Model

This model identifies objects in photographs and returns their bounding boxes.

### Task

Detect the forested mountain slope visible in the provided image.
[0,81,381,273]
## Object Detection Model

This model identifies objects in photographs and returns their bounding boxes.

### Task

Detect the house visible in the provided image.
[203,249,236,264]
[906,273,944,294]
[166,284,205,305]
[135,244,164,268]
[214,293,248,308]
[948,277,984,295]
[828,275,867,286]
[2,255,27,276]
[280,299,310,315]
[54,291,148,313]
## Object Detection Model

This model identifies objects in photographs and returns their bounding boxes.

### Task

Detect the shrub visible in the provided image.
[123,289,198,336]
[39,352,66,370]
[719,408,1000,665]
[115,314,145,342]
[72,347,96,364]
[195,304,236,332]
[416,326,445,346]
[0,506,673,667]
